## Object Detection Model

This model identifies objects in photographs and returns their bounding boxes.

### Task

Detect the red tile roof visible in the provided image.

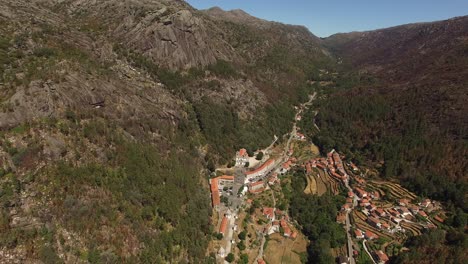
[291,231,298,239]
[365,230,379,239]
[375,250,389,263]
[376,208,386,216]
[354,229,363,238]
[246,159,274,175]
[239,148,247,157]
[355,187,367,198]
[282,161,292,169]
[210,178,220,207]
[219,216,228,234]
[263,207,275,219]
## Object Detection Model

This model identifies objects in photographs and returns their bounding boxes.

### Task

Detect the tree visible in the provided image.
[238,231,247,240]
[237,241,246,251]
[247,149,254,157]
[239,254,249,264]
[244,162,249,168]
[256,152,264,160]
[215,233,223,240]
[225,253,235,263]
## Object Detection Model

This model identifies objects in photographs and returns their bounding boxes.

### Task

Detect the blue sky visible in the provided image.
[185,0,468,37]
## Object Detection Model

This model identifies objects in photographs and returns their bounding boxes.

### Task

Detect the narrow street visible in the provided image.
[344,179,357,264]
[254,92,316,263]
[363,240,377,264]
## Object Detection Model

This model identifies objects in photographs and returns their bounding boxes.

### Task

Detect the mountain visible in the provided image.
[0,0,467,262]
[324,16,468,137]
[314,17,468,208]
[0,1,332,262]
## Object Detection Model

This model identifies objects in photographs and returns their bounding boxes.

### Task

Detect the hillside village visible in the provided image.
[207,93,449,264]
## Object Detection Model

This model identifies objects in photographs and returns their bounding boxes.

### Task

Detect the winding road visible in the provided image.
[254,92,317,263]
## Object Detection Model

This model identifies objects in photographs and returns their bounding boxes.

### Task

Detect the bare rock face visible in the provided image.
[120,8,228,69]
[56,0,236,70]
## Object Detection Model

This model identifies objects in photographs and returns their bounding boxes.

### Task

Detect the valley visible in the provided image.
[208,74,452,264]
[0,1,466,263]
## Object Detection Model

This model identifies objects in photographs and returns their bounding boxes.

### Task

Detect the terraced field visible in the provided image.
[315,172,328,196]
[400,222,423,236]
[352,211,394,240]
[370,181,417,200]
[304,174,317,195]
[322,170,340,194]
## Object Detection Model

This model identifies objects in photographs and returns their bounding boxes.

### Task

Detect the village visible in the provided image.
[207,92,448,264]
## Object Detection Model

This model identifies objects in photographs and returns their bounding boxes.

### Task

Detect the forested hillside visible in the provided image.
[0,0,334,262]
[296,16,468,263]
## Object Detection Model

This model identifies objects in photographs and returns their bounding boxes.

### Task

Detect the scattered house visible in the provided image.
[306,163,312,173]
[375,208,386,217]
[236,148,249,166]
[280,219,292,237]
[295,132,306,140]
[368,217,381,229]
[354,177,366,185]
[399,198,410,207]
[263,207,275,220]
[291,231,298,239]
[296,115,302,121]
[275,209,284,217]
[370,212,380,219]
[409,204,420,214]
[348,191,354,198]
[245,159,275,183]
[381,222,391,230]
[354,229,364,239]
[331,171,346,181]
[355,187,368,198]
[342,203,352,211]
[372,191,381,200]
[374,250,389,264]
[272,220,280,228]
[420,199,432,208]
[350,162,359,171]
[346,198,353,204]
[398,207,411,217]
[388,208,400,217]
[257,259,266,264]
[434,215,444,223]
[365,230,379,240]
[360,198,371,207]
[268,174,279,185]
[249,181,265,193]
[280,160,293,174]
[219,216,228,235]
[366,203,377,212]
[418,211,428,218]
